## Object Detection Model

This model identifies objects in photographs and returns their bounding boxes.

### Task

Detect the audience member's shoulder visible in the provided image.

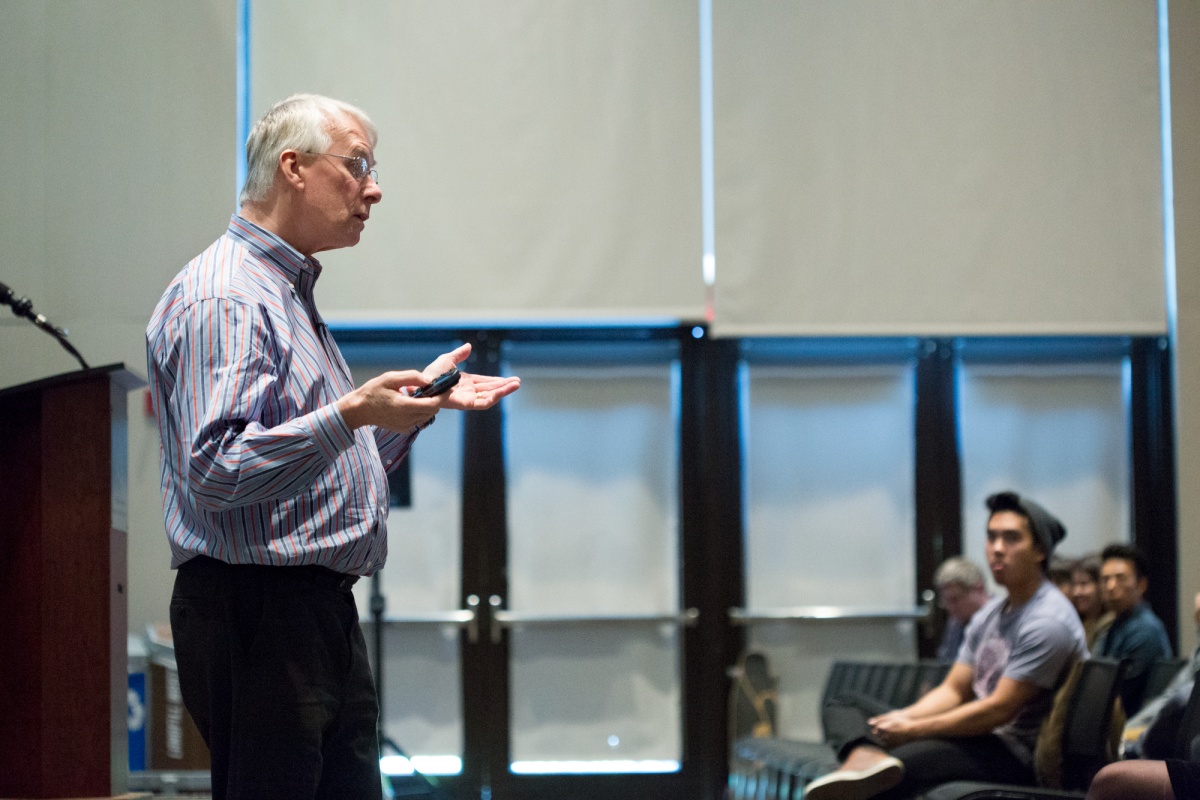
[1137,603,1173,646]
[1029,581,1087,629]
[1141,601,1170,628]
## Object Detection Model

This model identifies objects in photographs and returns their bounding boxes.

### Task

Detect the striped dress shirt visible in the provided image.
[146,215,416,575]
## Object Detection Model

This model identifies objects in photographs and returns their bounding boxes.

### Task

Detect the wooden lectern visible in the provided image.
[0,365,145,799]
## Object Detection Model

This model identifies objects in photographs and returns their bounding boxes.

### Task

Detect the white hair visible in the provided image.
[933,556,986,590]
[239,93,378,206]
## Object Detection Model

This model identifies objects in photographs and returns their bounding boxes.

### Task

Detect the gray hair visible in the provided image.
[239,93,378,206]
[933,556,986,590]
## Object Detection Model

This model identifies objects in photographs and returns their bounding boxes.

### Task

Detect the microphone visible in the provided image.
[1,279,90,369]
[1,280,44,326]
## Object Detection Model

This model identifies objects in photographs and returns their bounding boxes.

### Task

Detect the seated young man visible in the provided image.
[806,491,1089,800]
[1094,543,1173,716]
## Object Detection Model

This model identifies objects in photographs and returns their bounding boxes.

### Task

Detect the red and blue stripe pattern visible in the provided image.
[146,216,414,575]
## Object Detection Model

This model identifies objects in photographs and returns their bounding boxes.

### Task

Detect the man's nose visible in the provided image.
[363,178,382,204]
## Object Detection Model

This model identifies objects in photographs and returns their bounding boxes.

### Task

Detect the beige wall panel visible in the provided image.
[713,0,1166,336]
[250,0,705,322]
[0,0,238,635]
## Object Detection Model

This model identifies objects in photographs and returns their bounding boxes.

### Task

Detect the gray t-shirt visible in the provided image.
[958,580,1089,763]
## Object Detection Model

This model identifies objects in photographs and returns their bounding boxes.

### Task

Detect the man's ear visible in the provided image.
[278,150,305,190]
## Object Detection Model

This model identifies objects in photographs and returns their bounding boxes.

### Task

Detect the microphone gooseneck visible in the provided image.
[1,280,90,370]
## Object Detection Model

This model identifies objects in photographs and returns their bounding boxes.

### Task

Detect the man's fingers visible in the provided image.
[423,344,473,379]
[375,369,428,388]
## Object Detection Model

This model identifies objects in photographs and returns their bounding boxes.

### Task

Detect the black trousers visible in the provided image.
[1168,758,1200,800]
[170,556,382,800]
[823,694,1035,799]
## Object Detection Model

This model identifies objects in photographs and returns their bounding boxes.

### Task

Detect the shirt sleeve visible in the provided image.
[1002,618,1080,689]
[375,426,420,473]
[157,297,356,511]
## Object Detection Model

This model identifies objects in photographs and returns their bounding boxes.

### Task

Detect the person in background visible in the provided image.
[1068,554,1114,647]
[1122,591,1200,761]
[1049,555,1074,597]
[1095,543,1173,716]
[933,557,991,663]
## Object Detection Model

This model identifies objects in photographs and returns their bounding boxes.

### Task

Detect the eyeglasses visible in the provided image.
[304,152,379,184]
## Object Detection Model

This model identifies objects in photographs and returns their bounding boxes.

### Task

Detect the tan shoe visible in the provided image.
[803,754,904,800]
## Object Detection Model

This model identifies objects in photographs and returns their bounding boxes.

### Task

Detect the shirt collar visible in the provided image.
[226,214,323,297]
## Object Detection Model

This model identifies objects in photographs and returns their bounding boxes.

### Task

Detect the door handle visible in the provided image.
[466,594,480,644]
[489,595,504,644]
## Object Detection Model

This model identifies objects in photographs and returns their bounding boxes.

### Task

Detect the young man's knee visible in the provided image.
[1086,761,1172,800]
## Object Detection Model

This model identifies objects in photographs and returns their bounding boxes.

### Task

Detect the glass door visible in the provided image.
[733,343,923,740]
[958,356,1132,571]
[346,335,700,800]
[485,339,695,799]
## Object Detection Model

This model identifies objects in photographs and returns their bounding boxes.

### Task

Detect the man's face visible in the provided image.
[985,510,1043,589]
[938,583,982,624]
[297,113,382,254]
[1100,558,1146,615]
[1068,569,1102,619]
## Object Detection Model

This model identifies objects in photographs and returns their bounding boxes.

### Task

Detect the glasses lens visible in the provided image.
[368,168,379,184]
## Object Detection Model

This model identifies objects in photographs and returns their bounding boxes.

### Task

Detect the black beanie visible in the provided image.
[985,491,1067,557]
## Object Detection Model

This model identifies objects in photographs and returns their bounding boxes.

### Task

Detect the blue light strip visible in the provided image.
[328,316,683,332]
[235,0,251,208]
[1159,0,1176,341]
[699,0,716,296]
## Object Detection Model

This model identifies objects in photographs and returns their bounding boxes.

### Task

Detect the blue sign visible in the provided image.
[128,672,146,771]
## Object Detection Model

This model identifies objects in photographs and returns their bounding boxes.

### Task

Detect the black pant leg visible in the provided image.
[170,557,382,800]
[170,558,238,800]
[879,735,1035,798]
[316,592,384,800]
[823,693,894,758]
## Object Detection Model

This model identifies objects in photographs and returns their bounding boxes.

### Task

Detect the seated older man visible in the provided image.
[932,556,991,663]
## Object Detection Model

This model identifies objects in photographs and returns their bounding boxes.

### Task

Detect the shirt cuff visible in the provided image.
[314,402,358,459]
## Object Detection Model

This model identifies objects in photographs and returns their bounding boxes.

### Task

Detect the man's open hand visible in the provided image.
[422,343,521,411]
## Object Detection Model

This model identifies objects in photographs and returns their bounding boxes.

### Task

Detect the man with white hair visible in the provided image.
[933,556,991,662]
[147,94,520,799]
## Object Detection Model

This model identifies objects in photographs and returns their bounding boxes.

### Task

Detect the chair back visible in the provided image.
[916,659,952,696]
[1059,657,1127,790]
[1174,673,1200,761]
[1145,658,1189,703]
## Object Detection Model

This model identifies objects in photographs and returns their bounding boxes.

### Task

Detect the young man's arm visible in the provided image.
[899,663,975,719]
[871,675,1041,745]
